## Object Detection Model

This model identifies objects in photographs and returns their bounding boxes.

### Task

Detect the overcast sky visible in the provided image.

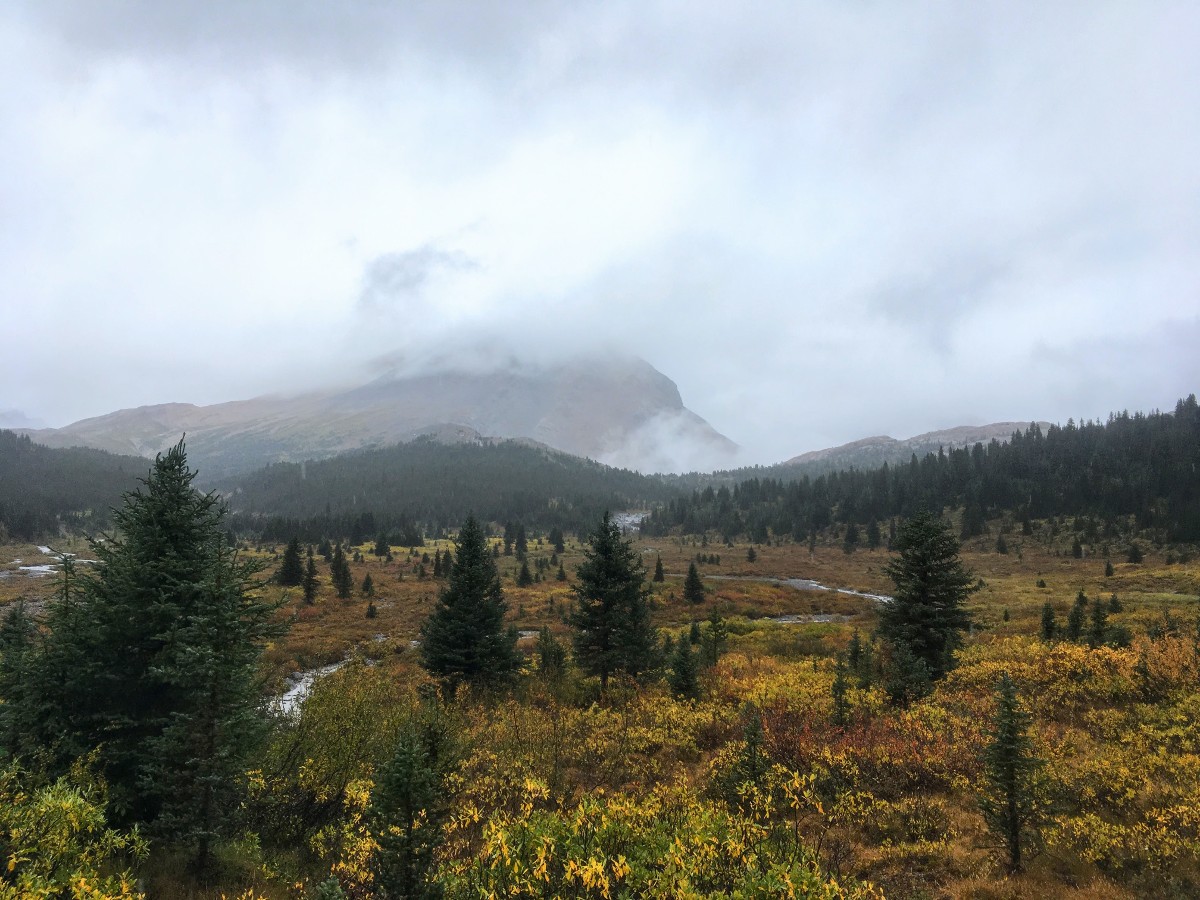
[2,1,1197,467]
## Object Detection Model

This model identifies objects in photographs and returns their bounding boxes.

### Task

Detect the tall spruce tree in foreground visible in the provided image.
[28,440,278,871]
[878,510,975,700]
[980,672,1041,872]
[419,515,521,695]
[570,511,656,691]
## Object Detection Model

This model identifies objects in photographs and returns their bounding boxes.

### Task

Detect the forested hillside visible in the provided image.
[644,396,1200,544]
[220,436,679,542]
[0,430,144,539]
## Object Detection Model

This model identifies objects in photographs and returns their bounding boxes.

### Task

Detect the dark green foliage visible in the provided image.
[842,523,859,553]
[980,673,1041,873]
[0,430,144,539]
[516,559,533,587]
[21,440,278,870]
[643,397,1200,543]
[878,511,975,685]
[419,516,522,695]
[330,545,353,599]
[361,573,374,597]
[1104,559,1114,577]
[1127,542,1144,564]
[276,536,304,586]
[369,709,456,900]
[688,621,702,645]
[1066,594,1087,642]
[0,601,37,759]
[366,601,377,619]
[996,534,1008,554]
[698,609,728,668]
[221,438,676,545]
[1088,600,1109,648]
[374,534,390,557]
[653,555,665,582]
[1072,537,1083,559]
[667,632,700,700]
[683,562,705,605]
[556,562,566,582]
[746,546,757,563]
[549,527,565,553]
[569,512,656,691]
[1107,593,1123,613]
[831,653,850,727]
[1040,603,1057,641]
[515,523,528,559]
[1036,578,1047,588]
[883,640,932,706]
[303,547,319,604]
[866,519,882,550]
[535,626,567,682]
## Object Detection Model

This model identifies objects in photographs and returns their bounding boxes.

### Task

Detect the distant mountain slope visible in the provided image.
[220,436,682,539]
[779,422,1053,474]
[23,356,737,478]
[0,430,145,539]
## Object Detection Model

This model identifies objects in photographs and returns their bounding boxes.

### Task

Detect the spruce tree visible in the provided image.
[831,653,850,727]
[1066,594,1087,642]
[667,630,700,699]
[517,559,533,587]
[303,547,319,604]
[683,562,705,605]
[28,440,278,869]
[570,512,656,691]
[419,516,521,695]
[1040,603,1057,641]
[330,544,353,599]
[980,672,1041,873]
[653,555,665,583]
[879,510,975,686]
[276,536,304,586]
[361,572,375,597]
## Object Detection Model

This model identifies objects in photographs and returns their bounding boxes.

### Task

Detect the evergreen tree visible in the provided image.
[419,516,521,695]
[516,559,533,587]
[1066,594,1087,642]
[866,519,882,550]
[0,600,37,759]
[361,572,375,597]
[1087,598,1109,648]
[370,710,455,900]
[667,630,700,699]
[569,512,656,691]
[432,549,443,578]
[746,546,757,563]
[831,653,850,727]
[842,523,859,554]
[698,609,728,668]
[653,555,665,583]
[1040,603,1057,641]
[535,626,567,683]
[980,673,1041,873]
[683,562,705,605]
[878,511,976,685]
[303,547,319,605]
[330,544,353,599]
[276,536,304,587]
[556,562,566,582]
[515,523,528,559]
[374,533,390,557]
[551,527,565,553]
[26,441,278,869]
[1104,559,1114,577]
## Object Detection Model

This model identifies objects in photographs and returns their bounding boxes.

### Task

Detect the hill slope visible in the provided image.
[24,356,737,477]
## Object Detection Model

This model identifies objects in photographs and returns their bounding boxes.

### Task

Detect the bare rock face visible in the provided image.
[24,356,737,477]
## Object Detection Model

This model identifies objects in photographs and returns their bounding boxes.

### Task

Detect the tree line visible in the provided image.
[643,395,1200,543]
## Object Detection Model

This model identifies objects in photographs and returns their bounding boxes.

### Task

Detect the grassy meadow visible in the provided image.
[2,522,1198,898]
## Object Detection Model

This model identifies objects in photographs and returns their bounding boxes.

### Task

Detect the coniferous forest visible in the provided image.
[1,400,1199,899]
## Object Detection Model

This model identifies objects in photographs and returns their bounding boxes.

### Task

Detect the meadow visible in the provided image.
[2,520,1198,899]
